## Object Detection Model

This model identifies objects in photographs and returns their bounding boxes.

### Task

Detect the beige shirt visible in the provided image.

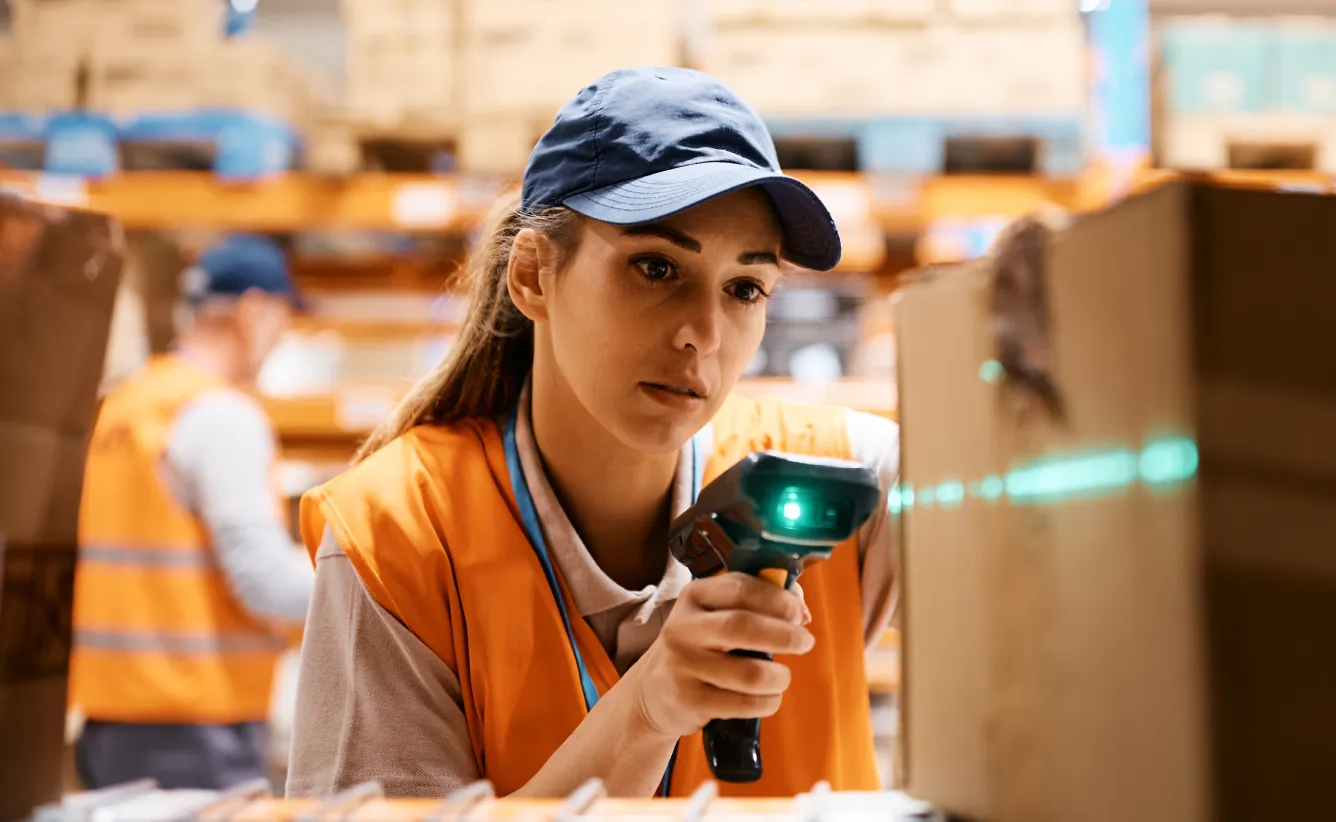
[286,393,900,798]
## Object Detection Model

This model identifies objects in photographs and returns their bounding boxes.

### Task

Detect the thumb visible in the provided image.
[791,581,812,626]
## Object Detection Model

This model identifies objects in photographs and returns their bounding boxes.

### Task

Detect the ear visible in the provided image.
[232,288,265,323]
[507,228,561,323]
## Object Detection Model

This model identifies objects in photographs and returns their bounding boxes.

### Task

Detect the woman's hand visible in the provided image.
[628,572,815,741]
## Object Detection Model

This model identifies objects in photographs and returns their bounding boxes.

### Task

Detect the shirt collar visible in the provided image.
[513,381,697,619]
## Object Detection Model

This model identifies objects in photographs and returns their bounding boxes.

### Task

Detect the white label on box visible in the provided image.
[807,178,873,228]
[34,174,89,208]
[392,182,458,228]
[335,386,400,433]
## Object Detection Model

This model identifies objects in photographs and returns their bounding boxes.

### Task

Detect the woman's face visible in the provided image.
[542,188,784,454]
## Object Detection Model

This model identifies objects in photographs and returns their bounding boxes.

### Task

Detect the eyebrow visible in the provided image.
[621,224,780,266]
[737,251,780,266]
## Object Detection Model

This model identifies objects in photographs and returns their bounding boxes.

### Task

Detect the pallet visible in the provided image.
[1159,114,1336,174]
[764,114,1086,175]
[0,109,300,180]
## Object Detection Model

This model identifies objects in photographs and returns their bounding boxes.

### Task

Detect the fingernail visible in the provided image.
[802,604,813,626]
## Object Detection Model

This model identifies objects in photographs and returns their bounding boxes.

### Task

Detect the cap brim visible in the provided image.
[562,162,842,271]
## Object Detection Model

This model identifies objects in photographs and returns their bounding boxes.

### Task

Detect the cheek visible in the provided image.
[720,307,767,377]
[548,265,646,381]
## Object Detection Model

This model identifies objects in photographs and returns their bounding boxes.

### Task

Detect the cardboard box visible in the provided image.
[1159,17,1273,115]
[456,116,546,173]
[12,0,225,52]
[895,181,1336,822]
[461,22,681,117]
[0,43,80,114]
[348,30,457,127]
[1159,113,1336,173]
[948,0,1078,20]
[202,38,306,120]
[87,48,207,118]
[701,28,902,116]
[707,0,934,26]
[940,23,1087,114]
[0,192,124,821]
[343,0,457,37]
[1275,17,1336,116]
[462,0,678,36]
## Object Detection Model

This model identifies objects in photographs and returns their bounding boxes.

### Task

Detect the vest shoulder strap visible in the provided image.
[300,419,508,670]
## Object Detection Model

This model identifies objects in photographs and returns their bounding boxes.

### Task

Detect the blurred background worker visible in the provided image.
[67,235,314,791]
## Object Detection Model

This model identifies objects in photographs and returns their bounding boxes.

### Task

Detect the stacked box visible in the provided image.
[11,0,226,53]
[702,29,904,116]
[702,6,1085,119]
[897,179,1336,822]
[86,50,210,118]
[0,40,81,115]
[3,0,316,129]
[344,0,457,131]
[947,0,1075,19]
[1158,15,1336,172]
[460,0,680,118]
[456,0,681,171]
[707,0,933,26]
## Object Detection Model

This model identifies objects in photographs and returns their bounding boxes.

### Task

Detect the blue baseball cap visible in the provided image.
[522,67,842,271]
[185,234,302,308]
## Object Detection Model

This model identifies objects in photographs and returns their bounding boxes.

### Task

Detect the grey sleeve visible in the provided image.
[167,390,313,625]
[845,409,902,646]
[287,528,480,799]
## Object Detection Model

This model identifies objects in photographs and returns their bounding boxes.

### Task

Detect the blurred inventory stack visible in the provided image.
[0,0,330,177]
[1156,12,1336,173]
[455,0,682,172]
[701,0,1087,176]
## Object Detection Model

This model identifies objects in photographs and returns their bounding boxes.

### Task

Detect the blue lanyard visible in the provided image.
[502,407,705,796]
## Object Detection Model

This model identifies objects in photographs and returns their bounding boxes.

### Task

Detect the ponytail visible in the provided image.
[356,191,581,461]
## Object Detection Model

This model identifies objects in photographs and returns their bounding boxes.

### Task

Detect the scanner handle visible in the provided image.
[702,567,794,784]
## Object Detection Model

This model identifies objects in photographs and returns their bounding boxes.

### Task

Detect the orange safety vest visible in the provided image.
[301,396,879,796]
[70,355,290,725]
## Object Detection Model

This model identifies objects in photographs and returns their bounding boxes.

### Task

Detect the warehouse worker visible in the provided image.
[70,235,314,791]
[287,68,900,799]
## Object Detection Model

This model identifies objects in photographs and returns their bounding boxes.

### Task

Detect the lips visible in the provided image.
[642,380,709,400]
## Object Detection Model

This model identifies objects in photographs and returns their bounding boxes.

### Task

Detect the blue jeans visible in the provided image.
[75,720,270,791]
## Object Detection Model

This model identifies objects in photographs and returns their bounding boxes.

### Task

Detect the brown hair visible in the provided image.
[356,190,581,461]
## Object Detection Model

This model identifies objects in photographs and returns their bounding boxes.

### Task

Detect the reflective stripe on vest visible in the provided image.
[74,629,287,654]
[301,396,880,797]
[80,545,217,569]
[71,356,285,725]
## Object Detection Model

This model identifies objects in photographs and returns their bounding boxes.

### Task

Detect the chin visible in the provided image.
[611,408,709,456]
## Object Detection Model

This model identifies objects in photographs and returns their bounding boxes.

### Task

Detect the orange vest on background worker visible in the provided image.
[301,396,879,797]
[70,355,288,725]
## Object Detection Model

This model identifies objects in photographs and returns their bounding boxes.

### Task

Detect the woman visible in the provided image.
[287,67,900,800]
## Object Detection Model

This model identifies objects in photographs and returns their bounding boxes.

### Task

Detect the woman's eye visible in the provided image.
[634,257,676,282]
[727,280,770,304]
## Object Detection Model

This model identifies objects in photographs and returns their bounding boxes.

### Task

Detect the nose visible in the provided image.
[672,288,723,357]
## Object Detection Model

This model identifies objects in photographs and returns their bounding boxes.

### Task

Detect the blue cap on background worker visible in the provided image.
[69,232,314,792]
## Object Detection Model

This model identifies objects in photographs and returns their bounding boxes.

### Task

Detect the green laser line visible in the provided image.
[890,436,1198,515]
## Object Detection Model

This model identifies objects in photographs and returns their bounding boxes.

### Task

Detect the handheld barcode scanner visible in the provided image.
[668,451,880,784]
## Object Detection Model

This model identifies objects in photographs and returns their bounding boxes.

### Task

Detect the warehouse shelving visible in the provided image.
[0,169,1091,235]
[262,377,897,443]
[5,167,1327,238]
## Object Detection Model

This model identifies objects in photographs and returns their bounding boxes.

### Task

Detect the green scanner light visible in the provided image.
[889,435,1199,516]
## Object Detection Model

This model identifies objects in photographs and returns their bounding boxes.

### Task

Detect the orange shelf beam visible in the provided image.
[261,378,897,444]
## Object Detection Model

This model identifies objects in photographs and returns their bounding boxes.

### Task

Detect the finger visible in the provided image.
[790,581,812,626]
[692,683,784,721]
[695,609,815,656]
[680,649,793,696]
[685,573,805,625]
